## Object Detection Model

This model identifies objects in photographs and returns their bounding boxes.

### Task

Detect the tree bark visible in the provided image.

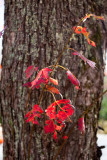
[0,0,106,160]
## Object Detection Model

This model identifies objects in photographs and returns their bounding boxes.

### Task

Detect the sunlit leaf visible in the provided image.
[46,85,60,94]
[49,77,58,85]
[73,26,96,47]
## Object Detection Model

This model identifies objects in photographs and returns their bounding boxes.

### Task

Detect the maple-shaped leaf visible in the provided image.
[72,51,96,69]
[46,85,60,94]
[57,104,74,122]
[49,77,58,85]
[57,110,67,121]
[25,104,43,124]
[32,104,43,113]
[73,26,96,47]
[25,65,38,79]
[46,99,71,120]
[62,104,74,116]
[44,120,56,134]
[53,131,57,141]
[26,115,39,125]
[47,99,70,109]
[55,124,63,131]
[78,117,85,134]
[66,70,80,87]
[45,105,56,119]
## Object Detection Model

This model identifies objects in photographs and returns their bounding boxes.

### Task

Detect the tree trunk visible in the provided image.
[0,0,106,160]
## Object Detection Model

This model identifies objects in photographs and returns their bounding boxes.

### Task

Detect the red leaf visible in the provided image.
[44,120,55,134]
[26,114,39,125]
[53,131,57,141]
[55,125,62,131]
[46,99,72,121]
[24,67,52,89]
[72,52,96,69]
[23,82,32,88]
[78,117,85,134]
[73,26,96,47]
[62,104,74,116]
[75,86,80,90]
[32,68,52,89]
[66,70,80,87]
[47,99,70,109]
[45,105,56,119]
[90,41,96,47]
[57,110,67,121]
[55,99,70,105]
[57,104,74,122]
[63,136,68,140]
[49,77,58,85]
[73,26,82,34]
[46,85,60,94]
[87,39,96,47]
[25,65,38,79]
[33,104,43,113]
[25,104,43,125]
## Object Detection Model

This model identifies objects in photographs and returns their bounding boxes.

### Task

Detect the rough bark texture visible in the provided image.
[0,0,107,160]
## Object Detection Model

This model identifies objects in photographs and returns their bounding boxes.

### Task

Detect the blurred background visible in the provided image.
[0,0,107,160]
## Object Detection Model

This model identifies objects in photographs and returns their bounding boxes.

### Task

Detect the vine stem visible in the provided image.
[27,16,84,160]
[48,64,68,71]
[53,89,107,160]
